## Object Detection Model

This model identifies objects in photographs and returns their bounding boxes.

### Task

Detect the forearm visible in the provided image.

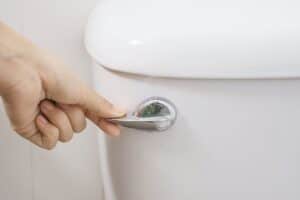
[0,21,37,59]
[0,21,38,95]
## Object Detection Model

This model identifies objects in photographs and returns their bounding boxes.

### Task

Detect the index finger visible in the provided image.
[77,84,125,118]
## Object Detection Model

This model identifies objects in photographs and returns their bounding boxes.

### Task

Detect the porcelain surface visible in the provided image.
[93,65,300,200]
[86,0,300,78]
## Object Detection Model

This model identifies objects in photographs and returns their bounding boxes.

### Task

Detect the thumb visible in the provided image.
[77,84,125,118]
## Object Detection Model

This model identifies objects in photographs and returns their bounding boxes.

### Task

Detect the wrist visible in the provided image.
[0,58,19,96]
[0,22,40,96]
[0,22,38,59]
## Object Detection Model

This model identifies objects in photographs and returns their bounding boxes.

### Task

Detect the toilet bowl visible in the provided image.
[85,1,300,200]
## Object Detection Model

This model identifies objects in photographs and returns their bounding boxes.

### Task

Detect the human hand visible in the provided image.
[0,22,125,150]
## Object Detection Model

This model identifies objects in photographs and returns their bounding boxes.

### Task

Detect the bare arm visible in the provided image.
[0,21,125,149]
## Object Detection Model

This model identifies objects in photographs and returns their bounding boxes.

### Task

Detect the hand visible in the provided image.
[0,22,125,150]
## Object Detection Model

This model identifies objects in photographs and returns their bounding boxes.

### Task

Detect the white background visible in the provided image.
[0,0,103,200]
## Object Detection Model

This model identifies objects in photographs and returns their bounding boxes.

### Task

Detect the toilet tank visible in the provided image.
[85,1,300,200]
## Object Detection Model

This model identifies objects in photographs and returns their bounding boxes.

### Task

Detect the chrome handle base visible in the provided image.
[108,97,177,131]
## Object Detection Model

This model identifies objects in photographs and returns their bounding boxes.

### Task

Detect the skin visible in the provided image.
[0,22,126,150]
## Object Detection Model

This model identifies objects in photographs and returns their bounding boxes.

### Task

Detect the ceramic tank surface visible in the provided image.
[85,0,300,78]
[93,65,300,200]
[85,0,300,200]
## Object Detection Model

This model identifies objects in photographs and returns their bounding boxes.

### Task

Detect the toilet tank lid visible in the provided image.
[84,0,300,79]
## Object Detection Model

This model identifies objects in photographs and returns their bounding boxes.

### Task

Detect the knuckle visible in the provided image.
[68,108,87,133]
[44,143,56,150]
[43,138,57,150]
[44,129,59,149]
[59,131,73,143]
[74,118,87,133]
[14,124,36,139]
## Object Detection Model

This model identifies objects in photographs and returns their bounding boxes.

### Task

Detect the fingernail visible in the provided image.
[112,106,126,116]
[38,115,48,124]
[42,101,54,111]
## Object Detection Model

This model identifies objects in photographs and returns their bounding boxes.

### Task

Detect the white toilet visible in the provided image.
[85,1,300,199]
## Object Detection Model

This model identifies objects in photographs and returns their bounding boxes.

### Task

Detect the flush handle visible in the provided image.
[108,97,177,131]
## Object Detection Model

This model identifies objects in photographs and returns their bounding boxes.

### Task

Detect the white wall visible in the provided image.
[0,0,103,200]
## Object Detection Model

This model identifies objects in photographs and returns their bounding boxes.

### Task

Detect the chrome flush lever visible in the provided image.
[108,97,177,131]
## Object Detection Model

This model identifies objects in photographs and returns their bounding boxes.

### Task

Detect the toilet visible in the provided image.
[85,0,300,200]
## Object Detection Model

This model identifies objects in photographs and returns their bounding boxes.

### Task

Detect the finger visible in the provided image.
[77,84,125,118]
[58,104,86,133]
[98,119,121,136]
[86,111,121,136]
[34,115,59,150]
[40,100,73,142]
